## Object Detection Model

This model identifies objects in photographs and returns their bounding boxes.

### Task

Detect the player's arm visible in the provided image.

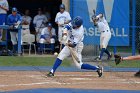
[51,28,56,38]
[55,13,59,25]
[64,12,71,24]
[43,15,48,23]
[61,24,71,44]
[0,1,9,11]
[96,14,103,19]
[33,16,37,27]
[14,14,22,29]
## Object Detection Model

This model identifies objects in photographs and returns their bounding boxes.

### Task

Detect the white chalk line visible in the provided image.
[0,81,140,88]
[0,74,140,88]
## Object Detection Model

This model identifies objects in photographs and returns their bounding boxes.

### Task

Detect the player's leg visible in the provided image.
[10,32,18,54]
[0,14,6,41]
[58,27,64,51]
[0,29,3,41]
[50,38,55,53]
[47,46,70,77]
[39,38,46,54]
[75,43,103,77]
[97,36,106,60]
[103,34,112,59]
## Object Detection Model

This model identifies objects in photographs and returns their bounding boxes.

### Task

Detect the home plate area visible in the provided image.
[0,71,140,93]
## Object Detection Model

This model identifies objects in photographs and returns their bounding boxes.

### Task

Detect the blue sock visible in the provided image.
[81,64,98,70]
[104,49,111,57]
[13,44,17,52]
[40,43,44,52]
[51,58,62,73]
[99,48,106,59]
[50,44,55,52]
[37,43,40,52]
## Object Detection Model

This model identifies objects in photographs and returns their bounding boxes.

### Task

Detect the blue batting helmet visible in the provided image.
[71,16,83,28]
[12,7,17,12]
[59,4,65,9]
[47,23,52,27]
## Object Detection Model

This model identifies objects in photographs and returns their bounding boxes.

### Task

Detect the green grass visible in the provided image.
[0,56,139,68]
[108,60,140,68]
[0,56,71,66]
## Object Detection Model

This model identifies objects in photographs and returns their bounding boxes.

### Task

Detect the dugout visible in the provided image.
[8,0,62,32]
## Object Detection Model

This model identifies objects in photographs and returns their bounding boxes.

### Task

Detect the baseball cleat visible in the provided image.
[94,56,102,61]
[46,72,54,77]
[107,52,113,60]
[97,66,103,77]
[114,54,122,65]
[134,70,140,77]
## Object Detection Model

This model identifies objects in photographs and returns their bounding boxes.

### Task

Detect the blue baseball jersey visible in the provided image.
[7,14,22,26]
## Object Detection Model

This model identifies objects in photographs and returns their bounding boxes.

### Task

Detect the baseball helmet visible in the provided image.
[47,23,52,27]
[12,7,17,12]
[71,16,83,28]
[59,4,65,9]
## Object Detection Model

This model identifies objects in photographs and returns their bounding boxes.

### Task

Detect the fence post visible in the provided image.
[113,46,117,54]
[70,0,73,19]
[132,0,136,55]
[18,27,22,56]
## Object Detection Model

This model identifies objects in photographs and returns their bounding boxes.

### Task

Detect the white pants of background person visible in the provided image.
[10,32,22,45]
[100,31,111,49]
[39,38,55,44]
[58,26,63,42]
[35,27,43,42]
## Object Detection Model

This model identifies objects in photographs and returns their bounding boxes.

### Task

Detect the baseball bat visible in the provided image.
[93,9,95,15]
[92,9,96,21]
[59,43,62,52]
[67,46,80,63]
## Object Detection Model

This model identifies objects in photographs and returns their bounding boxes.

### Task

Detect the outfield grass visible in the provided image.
[0,56,71,66]
[108,60,140,68]
[0,56,139,68]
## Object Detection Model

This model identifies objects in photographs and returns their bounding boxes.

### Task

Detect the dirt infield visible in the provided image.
[0,71,140,92]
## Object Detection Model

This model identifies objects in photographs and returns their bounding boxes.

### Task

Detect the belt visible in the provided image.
[22,28,29,30]
[101,30,109,33]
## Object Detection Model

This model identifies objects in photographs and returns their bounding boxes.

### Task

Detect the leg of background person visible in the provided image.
[10,32,18,53]
[50,43,55,53]
[50,38,55,53]
[0,29,3,41]
[104,49,111,57]
[99,48,106,59]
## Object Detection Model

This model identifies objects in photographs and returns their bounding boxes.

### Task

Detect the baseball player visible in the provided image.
[114,54,140,77]
[0,0,9,41]
[92,14,112,61]
[7,7,22,54]
[55,4,71,49]
[33,8,48,42]
[47,16,103,77]
[39,23,56,53]
[21,9,32,36]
